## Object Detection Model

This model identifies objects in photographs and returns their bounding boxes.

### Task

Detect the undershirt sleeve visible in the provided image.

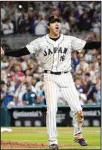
[5,47,30,57]
[84,41,101,50]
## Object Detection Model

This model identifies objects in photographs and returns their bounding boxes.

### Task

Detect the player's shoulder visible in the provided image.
[31,35,46,43]
[37,35,47,42]
[63,34,81,41]
[36,35,45,41]
[63,34,73,40]
[40,35,47,41]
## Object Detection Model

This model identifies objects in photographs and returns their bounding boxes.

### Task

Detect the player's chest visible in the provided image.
[41,42,71,56]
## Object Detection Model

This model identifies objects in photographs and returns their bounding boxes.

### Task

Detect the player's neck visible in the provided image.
[49,33,60,39]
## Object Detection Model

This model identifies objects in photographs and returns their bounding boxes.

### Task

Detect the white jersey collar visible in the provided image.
[46,34,64,45]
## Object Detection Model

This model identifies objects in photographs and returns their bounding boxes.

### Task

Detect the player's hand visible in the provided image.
[1,47,5,55]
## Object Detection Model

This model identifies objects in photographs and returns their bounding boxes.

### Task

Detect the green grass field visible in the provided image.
[1,127,100,149]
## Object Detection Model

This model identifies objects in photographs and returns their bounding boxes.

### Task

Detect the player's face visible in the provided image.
[49,21,61,37]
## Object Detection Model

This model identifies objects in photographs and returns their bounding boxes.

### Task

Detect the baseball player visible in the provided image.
[1,16,101,150]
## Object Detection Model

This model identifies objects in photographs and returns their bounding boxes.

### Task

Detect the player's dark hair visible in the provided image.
[47,27,50,33]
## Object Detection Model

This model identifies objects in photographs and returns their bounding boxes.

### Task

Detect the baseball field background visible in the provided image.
[1,127,100,149]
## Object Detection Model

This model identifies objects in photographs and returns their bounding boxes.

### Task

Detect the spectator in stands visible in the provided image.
[97,55,101,75]
[75,77,87,105]
[1,57,9,69]
[25,76,37,93]
[1,17,14,35]
[6,73,16,91]
[95,75,101,104]
[35,74,44,94]
[38,4,47,18]
[69,11,78,32]
[1,4,6,21]
[28,9,37,35]
[84,49,93,63]
[26,57,38,74]
[14,64,25,81]
[35,15,47,36]
[22,84,37,105]
[5,57,17,73]
[25,69,32,76]
[14,4,24,32]
[1,69,8,83]
[91,53,100,77]
[22,76,37,105]
[77,11,91,31]
[76,56,89,74]
[88,63,98,81]
[1,81,6,106]
[37,83,46,105]
[71,51,80,71]
[96,90,101,105]
[17,12,29,33]
[91,17,101,36]
[14,75,26,106]
[1,80,15,108]
[62,5,71,21]
[18,56,29,73]
[60,18,70,35]
[87,75,100,104]
[52,6,60,17]
[82,72,92,98]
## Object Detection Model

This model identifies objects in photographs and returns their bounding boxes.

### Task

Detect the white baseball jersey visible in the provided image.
[26,34,86,72]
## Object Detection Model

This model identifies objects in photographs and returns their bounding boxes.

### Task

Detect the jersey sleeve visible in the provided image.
[71,36,86,52]
[26,38,41,54]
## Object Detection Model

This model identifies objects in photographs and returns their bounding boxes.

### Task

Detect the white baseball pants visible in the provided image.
[44,72,83,145]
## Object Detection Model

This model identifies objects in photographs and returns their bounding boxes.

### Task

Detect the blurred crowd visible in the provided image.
[1,1,101,108]
[1,1,101,36]
[1,31,101,108]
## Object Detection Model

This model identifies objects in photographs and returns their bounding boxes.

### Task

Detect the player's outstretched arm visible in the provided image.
[83,33,101,50]
[1,46,30,57]
[84,41,101,50]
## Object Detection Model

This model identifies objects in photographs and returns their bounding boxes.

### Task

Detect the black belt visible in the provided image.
[44,70,68,75]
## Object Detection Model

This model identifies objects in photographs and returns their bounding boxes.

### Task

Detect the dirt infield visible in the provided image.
[1,141,48,149]
[1,141,72,149]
